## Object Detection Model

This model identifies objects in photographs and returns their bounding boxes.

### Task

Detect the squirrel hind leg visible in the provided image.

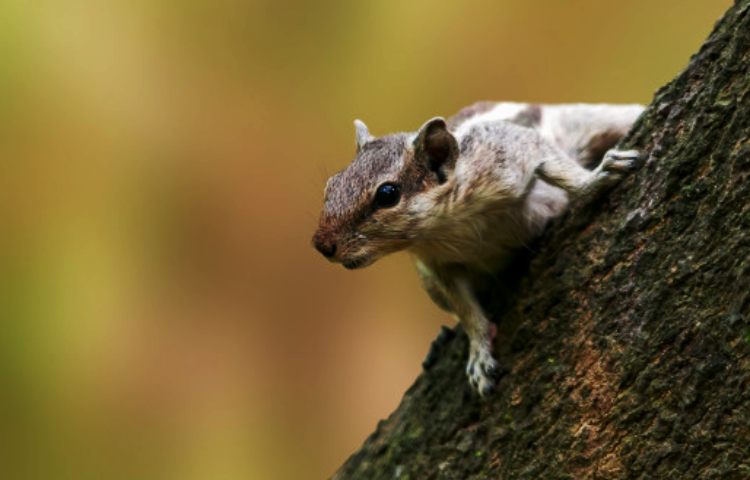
[534,152,597,194]
[535,149,643,198]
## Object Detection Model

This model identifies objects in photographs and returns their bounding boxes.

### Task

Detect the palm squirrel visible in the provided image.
[312,102,644,396]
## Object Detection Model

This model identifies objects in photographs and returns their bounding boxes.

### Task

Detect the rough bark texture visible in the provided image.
[334,2,750,479]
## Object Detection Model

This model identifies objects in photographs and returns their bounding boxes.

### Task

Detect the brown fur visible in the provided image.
[512,103,542,128]
[447,101,496,129]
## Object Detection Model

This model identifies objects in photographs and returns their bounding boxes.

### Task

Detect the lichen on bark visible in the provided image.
[334,1,750,478]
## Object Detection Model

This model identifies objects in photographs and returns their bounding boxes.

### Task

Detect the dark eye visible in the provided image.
[373,183,401,209]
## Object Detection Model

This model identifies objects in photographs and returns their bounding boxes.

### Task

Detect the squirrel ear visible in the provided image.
[354,119,373,151]
[414,117,458,184]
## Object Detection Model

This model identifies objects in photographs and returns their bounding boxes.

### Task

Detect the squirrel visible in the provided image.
[312,101,644,396]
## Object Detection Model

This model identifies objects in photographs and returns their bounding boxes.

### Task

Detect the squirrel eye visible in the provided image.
[373,183,401,209]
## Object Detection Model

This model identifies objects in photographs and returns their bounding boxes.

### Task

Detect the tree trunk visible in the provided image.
[333,1,750,479]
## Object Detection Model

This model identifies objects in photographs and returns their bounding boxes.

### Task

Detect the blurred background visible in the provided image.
[0,0,729,478]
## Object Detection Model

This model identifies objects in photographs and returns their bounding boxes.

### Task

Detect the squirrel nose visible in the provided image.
[314,238,337,258]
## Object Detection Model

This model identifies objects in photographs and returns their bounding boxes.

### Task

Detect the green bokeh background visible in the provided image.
[0,1,729,478]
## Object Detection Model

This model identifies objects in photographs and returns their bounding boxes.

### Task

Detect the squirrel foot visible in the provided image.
[466,345,498,397]
[598,149,643,177]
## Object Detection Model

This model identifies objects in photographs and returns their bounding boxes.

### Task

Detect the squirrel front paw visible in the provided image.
[466,346,498,397]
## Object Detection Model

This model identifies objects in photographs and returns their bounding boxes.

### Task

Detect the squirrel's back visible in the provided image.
[450,101,644,167]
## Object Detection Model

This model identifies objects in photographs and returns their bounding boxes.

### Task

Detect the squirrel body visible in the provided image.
[313,101,644,396]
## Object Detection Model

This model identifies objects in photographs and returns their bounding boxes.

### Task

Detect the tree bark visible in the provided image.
[333,1,750,479]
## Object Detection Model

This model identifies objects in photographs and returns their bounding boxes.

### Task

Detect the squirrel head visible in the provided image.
[313,117,459,269]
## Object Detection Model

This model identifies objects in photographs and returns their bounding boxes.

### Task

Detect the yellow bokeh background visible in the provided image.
[0,1,729,478]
